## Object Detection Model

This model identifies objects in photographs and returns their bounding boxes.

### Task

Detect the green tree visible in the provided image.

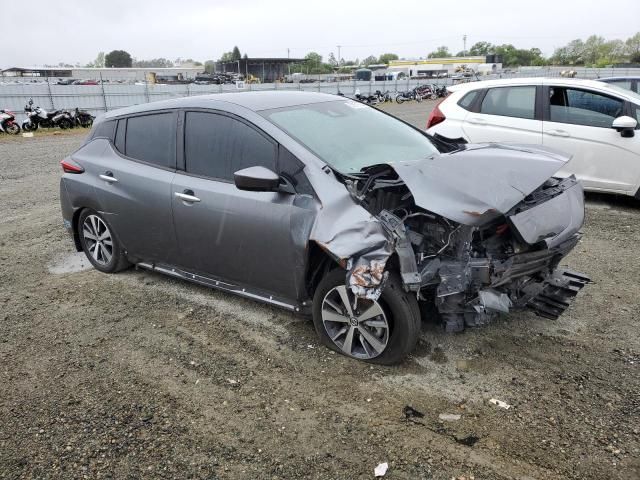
[378,53,399,65]
[105,50,132,68]
[85,51,105,68]
[328,52,337,66]
[362,55,378,66]
[625,32,640,62]
[468,41,494,56]
[204,60,215,73]
[231,46,242,61]
[428,46,452,58]
[133,58,174,68]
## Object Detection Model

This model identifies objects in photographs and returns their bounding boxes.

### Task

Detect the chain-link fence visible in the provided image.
[2,67,639,122]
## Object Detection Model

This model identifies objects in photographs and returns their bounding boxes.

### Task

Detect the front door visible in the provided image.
[171,110,312,300]
[543,85,640,193]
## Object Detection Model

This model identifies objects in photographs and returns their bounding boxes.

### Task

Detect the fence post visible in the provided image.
[144,79,150,103]
[186,83,190,97]
[99,73,108,112]
[46,77,54,111]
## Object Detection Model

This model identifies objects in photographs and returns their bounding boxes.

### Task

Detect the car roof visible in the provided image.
[103,91,340,119]
[447,77,640,103]
[598,76,640,81]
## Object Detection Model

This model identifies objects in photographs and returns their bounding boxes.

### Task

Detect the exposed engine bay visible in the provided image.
[310,144,591,332]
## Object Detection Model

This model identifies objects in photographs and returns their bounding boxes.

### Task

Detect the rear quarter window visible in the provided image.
[457,90,480,111]
[91,120,116,141]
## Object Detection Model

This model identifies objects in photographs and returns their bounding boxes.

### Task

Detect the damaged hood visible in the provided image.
[388,143,572,226]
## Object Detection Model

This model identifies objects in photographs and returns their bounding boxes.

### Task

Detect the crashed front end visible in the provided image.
[311,144,590,331]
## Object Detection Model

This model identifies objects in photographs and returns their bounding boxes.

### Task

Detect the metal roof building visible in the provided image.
[217,58,303,83]
[1,67,202,81]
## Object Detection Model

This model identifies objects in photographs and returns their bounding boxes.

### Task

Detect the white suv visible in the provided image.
[426,78,640,197]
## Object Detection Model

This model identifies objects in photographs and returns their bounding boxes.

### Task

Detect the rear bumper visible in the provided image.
[59,179,81,251]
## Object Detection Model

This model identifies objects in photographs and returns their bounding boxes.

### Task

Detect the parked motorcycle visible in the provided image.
[0,109,21,135]
[354,92,379,105]
[414,85,437,100]
[432,84,448,98]
[395,90,422,104]
[71,107,94,128]
[22,98,74,131]
[374,90,392,103]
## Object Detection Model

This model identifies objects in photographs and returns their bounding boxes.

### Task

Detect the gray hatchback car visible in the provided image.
[60,91,589,364]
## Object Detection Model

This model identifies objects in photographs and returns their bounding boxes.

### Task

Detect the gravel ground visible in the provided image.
[1,104,639,479]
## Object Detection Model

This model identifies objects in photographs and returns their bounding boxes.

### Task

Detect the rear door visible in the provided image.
[91,111,179,263]
[542,84,640,193]
[461,84,543,144]
[171,110,314,300]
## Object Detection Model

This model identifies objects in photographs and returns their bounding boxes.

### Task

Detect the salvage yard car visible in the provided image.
[59,91,589,364]
[426,78,640,198]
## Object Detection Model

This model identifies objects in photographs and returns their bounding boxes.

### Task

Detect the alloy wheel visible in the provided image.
[321,285,389,360]
[82,215,113,266]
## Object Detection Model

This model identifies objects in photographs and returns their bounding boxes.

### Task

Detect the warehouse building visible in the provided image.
[1,66,202,82]
[388,55,503,77]
[217,57,303,83]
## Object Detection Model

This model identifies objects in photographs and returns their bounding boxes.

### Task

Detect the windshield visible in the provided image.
[261,99,439,173]
[604,82,640,103]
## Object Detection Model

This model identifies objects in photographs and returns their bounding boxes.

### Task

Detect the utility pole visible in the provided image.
[287,48,290,76]
[463,35,467,56]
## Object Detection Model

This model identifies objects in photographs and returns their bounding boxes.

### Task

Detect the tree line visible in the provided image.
[56,33,640,72]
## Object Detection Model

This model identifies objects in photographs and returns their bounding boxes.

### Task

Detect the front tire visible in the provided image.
[78,209,130,273]
[312,269,421,365]
[395,95,404,104]
[5,123,20,135]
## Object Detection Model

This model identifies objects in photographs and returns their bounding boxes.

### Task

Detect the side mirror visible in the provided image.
[234,166,281,192]
[612,116,637,138]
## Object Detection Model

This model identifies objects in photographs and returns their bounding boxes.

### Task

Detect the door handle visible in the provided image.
[467,117,487,125]
[99,171,118,183]
[547,129,570,137]
[174,191,201,203]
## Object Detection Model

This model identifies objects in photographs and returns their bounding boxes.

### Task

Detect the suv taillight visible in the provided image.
[60,158,84,174]
[426,99,447,130]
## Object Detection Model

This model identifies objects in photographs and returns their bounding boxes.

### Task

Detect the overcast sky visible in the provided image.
[2,0,639,68]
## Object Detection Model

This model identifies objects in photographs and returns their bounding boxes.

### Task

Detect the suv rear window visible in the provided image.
[458,90,480,111]
[124,113,176,168]
[480,86,536,119]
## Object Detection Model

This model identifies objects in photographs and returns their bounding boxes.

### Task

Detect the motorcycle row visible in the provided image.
[0,98,95,135]
[353,84,448,105]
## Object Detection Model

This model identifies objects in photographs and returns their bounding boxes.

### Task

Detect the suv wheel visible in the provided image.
[78,209,130,273]
[312,269,421,365]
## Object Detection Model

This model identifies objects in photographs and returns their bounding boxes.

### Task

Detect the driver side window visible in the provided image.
[184,111,276,181]
[549,87,624,128]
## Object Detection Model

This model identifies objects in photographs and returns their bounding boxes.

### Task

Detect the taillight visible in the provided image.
[426,98,447,130]
[60,158,84,174]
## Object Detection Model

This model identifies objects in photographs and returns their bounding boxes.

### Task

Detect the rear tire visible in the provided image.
[395,95,404,104]
[312,269,421,365]
[59,118,72,130]
[78,209,130,274]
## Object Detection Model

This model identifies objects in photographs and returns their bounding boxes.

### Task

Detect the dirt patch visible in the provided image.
[1,111,639,479]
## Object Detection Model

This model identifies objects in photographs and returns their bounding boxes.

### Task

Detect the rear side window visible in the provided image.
[114,119,126,153]
[549,87,624,128]
[458,90,480,111]
[480,86,536,119]
[92,120,116,140]
[184,112,276,181]
[125,113,176,168]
